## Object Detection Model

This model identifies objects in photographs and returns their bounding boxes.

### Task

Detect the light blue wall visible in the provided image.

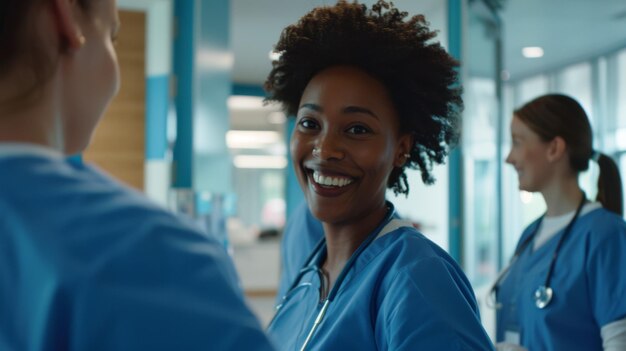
[146,75,169,160]
[173,0,232,192]
[194,0,232,193]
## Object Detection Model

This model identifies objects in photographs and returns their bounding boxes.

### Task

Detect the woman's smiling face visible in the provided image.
[506,114,554,192]
[291,65,411,225]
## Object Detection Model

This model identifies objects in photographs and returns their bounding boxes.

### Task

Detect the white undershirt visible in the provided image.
[602,318,626,351]
[533,202,602,250]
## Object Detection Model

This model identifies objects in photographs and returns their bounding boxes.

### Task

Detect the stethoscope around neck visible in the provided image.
[269,203,397,351]
[487,192,586,310]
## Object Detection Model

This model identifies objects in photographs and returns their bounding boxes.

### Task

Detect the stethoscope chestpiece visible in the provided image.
[533,285,553,309]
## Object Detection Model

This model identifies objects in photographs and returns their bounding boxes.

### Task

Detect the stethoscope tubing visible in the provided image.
[270,203,397,350]
[488,193,586,310]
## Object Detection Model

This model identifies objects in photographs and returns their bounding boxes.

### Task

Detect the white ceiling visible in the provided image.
[471,0,626,80]
[230,0,446,85]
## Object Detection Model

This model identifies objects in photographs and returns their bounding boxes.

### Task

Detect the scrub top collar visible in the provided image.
[0,142,64,160]
[310,206,414,298]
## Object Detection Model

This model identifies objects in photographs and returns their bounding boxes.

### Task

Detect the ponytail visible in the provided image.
[594,152,623,215]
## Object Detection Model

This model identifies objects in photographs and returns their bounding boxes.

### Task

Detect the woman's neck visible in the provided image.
[321,202,389,293]
[541,177,584,217]
[0,78,64,151]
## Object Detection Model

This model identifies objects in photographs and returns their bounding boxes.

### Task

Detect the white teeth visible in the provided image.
[312,171,353,187]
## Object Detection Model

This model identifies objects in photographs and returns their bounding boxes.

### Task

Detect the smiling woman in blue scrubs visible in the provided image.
[493,94,626,351]
[0,1,273,350]
[263,1,494,350]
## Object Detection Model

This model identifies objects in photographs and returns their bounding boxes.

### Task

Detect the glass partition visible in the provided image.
[462,0,502,287]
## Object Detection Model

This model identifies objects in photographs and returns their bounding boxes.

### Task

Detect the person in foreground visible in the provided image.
[0,0,274,350]
[492,94,626,351]
[264,1,495,350]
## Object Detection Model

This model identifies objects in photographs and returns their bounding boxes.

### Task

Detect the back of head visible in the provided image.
[515,94,623,215]
[0,0,91,109]
[1,0,48,108]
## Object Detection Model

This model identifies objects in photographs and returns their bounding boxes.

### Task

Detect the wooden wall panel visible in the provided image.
[84,10,146,190]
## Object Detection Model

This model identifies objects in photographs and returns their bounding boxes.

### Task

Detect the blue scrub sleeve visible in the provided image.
[375,257,494,351]
[70,226,275,351]
[277,228,294,302]
[587,218,626,327]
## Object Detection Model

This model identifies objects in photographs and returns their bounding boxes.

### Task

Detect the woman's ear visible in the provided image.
[51,0,85,52]
[546,136,567,162]
[394,133,413,167]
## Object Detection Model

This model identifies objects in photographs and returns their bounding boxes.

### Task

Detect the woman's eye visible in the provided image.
[346,125,371,135]
[298,118,319,130]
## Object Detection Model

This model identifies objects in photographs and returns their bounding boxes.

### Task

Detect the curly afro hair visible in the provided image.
[264,0,462,196]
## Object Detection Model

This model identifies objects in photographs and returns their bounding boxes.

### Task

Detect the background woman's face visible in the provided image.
[291,65,409,224]
[506,115,553,192]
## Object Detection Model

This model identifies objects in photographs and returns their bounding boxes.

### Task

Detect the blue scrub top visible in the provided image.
[277,201,324,301]
[0,149,275,351]
[496,208,626,350]
[270,221,494,350]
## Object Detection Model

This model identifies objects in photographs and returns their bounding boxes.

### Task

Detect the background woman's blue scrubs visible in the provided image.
[496,207,626,350]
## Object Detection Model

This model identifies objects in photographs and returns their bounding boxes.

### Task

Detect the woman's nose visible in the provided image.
[313,134,345,160]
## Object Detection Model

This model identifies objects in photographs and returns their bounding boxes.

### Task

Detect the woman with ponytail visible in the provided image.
[492,94,626,351]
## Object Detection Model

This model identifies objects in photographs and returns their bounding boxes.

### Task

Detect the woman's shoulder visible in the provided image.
[371,226,484,336]
[373,226,467,282]
[380,225,450,259]
[582,206,625,225]
[579,207,626,247]
[576,206,626,236]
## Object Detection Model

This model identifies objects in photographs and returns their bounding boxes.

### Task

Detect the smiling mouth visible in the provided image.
[309,170,354,188]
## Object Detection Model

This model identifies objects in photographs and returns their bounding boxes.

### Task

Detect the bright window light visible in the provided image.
[233,155,288,169]
[522,47,544,58]
[617,128,626,149]
[269,50,282,61]
[226,130,281,149]
[197,49,234,70]
[227,95,265,110]
[520,191,533,204]
[267,111,287,124]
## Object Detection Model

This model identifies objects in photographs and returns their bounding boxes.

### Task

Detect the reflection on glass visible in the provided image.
[463,0,501,289]
[472,160,497,286]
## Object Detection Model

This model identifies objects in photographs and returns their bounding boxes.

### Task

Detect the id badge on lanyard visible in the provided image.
[504,327,521,345]
[499,323,526,351]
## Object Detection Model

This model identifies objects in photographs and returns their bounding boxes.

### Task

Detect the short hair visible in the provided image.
[265,0,462,195]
